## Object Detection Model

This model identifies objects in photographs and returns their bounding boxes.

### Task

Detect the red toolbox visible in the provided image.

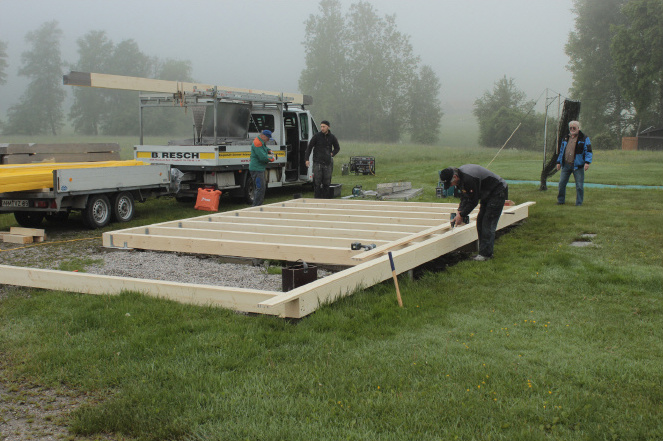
[194,188,222,211]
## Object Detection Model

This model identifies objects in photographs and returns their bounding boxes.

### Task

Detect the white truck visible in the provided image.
[0,163,172,229]
[64,72,318,204]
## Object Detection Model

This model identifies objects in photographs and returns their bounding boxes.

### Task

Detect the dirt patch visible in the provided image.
[0,368,124,441]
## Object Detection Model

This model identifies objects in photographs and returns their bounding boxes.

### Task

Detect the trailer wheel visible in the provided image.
[83,194,111,229]
[112,192,135,222]
[14,211,45,228]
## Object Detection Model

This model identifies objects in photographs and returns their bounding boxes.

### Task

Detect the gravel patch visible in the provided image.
[1,235,331,299]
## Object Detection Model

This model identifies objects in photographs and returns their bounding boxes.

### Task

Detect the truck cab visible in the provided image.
[249,108,317,183]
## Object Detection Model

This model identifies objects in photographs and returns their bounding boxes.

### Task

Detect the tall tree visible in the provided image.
[344,1,419,141]
[566,0,630,146]
[100,39,153,136]
[0,39,8,85]
[611,0,663,131]
[299,0,348,130]
[473,76,539,149]
[300,0,438,142]
[69,31,114,135]
[3,21,65,135]
[409,65,443,144]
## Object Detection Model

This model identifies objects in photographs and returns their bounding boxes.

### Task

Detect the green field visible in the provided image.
[1,139,662,440]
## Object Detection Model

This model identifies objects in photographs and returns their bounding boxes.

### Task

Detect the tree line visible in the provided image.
[1,0,661,147]
[475,0,663,150]
[0,1,443,143]
[566,0,663,147]
[0,21,193,137]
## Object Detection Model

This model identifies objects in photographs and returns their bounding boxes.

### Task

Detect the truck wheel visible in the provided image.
[112,192,135,222]
[83,194,111,229]
[14,211,45,228]
[243,173,255,205]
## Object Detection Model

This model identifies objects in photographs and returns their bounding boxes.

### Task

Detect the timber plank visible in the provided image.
[0,233,34,244]
[170,220,411,241]
[10,227,46,238]
[0,264,284,316]
[103,233,361,266]
[136,226,391,248]
[225,210,442,227]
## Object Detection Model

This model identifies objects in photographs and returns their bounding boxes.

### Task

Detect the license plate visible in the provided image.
[1,200,29,208]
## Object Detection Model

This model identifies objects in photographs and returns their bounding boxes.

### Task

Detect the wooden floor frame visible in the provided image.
[0,199,534,318]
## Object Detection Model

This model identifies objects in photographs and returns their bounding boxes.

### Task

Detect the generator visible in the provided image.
[349,156,375,175]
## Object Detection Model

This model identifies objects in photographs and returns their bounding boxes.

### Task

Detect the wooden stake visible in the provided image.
[388,251,403,307]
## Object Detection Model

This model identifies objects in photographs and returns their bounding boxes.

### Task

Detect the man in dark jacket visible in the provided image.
[556,120,592,205]
[305,120,340,198]
[439,164,508,261]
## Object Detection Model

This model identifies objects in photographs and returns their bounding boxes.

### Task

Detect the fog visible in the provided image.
[0,0,575,120]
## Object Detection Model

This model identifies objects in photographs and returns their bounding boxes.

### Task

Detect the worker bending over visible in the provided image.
[439,165,508,261]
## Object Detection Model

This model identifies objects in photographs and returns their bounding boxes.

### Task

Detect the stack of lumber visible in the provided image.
[0,227,46,244]
[0,160,148,193]
[0,143,120,164]
[377,182,423,201]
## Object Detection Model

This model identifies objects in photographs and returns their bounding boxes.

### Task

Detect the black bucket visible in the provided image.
[282,260,318,291]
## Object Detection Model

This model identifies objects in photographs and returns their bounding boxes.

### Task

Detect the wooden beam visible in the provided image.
[102,233,362,266]
[351,213,479,261]
[0,264,284,316]
[169,220,411,241]
[226,210,441,227]
[63,71,312,106]
[1,233,34,244]
[254,205,449,219]
[133,226,391,248]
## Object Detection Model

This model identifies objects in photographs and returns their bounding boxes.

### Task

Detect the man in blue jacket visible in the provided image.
[439,165,508,261]
[556,121,592,206]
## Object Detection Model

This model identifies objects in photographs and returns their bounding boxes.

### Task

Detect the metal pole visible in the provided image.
[213,86,218,145]
[542,88,549,168]
[139,99,144,146]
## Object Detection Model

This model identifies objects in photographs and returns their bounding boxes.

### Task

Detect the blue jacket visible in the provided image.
[557,131,592,170]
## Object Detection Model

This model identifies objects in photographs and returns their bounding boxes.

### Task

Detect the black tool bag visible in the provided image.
[282,260,318,291]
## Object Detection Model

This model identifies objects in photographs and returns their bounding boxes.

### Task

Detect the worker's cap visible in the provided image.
[439,167,455,189]
[321,120,331,127]
[262,130,273,139]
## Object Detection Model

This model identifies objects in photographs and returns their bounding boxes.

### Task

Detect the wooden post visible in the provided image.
[388,251,403,307]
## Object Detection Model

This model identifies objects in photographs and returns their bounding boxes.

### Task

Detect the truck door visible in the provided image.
[299,112,318,181]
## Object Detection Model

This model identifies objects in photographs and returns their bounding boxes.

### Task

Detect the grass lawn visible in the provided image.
[1,140,662,440]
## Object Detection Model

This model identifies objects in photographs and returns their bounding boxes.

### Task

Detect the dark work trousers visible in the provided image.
[250,170,266,206]
[476,189,507,258]
[557,163,585,205]
[313,160,333,198]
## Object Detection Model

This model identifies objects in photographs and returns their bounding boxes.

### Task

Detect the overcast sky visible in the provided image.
[0,0,576,118]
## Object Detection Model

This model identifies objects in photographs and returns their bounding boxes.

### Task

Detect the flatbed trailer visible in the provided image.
[0,163,171,228]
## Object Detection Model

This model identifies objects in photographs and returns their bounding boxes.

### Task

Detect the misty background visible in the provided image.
[0,0,575,137]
